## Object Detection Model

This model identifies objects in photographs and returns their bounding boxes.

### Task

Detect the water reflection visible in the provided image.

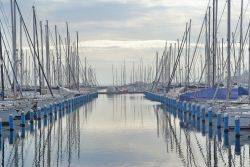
[0,94,249,167]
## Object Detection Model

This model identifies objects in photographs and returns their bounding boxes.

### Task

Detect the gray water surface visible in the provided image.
[0,94,249,167]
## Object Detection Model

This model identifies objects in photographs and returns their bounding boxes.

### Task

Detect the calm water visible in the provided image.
[0,94,249,167]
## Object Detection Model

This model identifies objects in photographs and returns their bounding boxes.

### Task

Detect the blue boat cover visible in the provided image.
[179,87,248,101]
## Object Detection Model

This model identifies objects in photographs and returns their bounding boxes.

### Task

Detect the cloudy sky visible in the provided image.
[1,0,247,85]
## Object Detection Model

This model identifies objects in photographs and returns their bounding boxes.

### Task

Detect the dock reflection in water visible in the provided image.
[0,94,249,167]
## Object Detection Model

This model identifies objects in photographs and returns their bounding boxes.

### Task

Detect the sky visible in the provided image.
[1,0,248,85]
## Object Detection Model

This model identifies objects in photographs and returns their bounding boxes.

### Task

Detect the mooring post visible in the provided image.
[201,106,206,123]
[235,116,240,138]
[224,113,229,133]
[21,111,25,127]
[235,115,241,154]
[30,110,34,124]
[0,118,2,138]
[196,104,201,121]
[9,114,14,131]
[217,111,222,129]
[192,103,196,120]
[208,108,213,126]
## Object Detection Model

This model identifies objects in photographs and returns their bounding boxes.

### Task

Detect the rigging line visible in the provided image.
[2,51,12,87]
[79,57,89,86]
[188,13,206,81]
[167,26,188,91]
[217,0,227,29]
[153,42,169,90]
[232,22,250,82]
[57,31,79,90]
[15,0,54,97]
[0,31,22,96]
[0,0,12,38]
[0,19,13,56]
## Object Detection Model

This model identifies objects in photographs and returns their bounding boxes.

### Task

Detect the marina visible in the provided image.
[0,0,250,166]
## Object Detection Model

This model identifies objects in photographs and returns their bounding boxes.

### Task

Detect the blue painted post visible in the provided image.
[235,116,240,138]
[9,114,14,131]
[201,106,206,123]
[196,105,201,121]
[192,103,196,120]
[224,113,229,133]
[37,108,41,120]
[217,111,222,129]
[0,118,2,138]
[21,111,25,127]
[235,116,241,154]
[208,108,213,126]
[30,111,34,124]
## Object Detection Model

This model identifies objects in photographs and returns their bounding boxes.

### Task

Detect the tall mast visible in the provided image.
[32,6,37,95]
[208,6,211,87]
[45,20,50,88]
[66,22,70,88]
[227,0,231,101]
[11,0,17,97]
[248,22,250,100]
[40,21,44,88]
[185,22,188,89]
[212,0,218,87]
[188,19,191,87]
[55,25,59,87]
[0,27,4,100]
[239,0,243,82]
[59,35,62,86]
[20,16,23,91]
[76,31,80,90]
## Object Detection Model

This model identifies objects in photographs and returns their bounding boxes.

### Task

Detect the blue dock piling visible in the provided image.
[208,108,213,126]
[9,114,14,131]
[0,118,2,138]
[37,108,41,120]
[196,105,201,121]
[235,116,240,138]
[224,113,229,133]
[201,106,206,123]
[217,111,222,129]
[21,111,25,127]
[30,111,34,124]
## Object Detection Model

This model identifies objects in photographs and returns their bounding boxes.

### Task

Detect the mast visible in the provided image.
[212,0,218,87]
[76,31,79,90]
[40,21,44,88]
[208,6,211,87]
[66,22,70,88]
[11,0,17,97]
[55,25,59,87]
[85,57,87,87]
[227,0,231,101]
[239,0,243,82]
[45,20,50,88]
[185,22,188,88]
[248,22,250,100]
[188,19,191,87]
[32,6,37,95]
[0,27,4,100]
[20,16,23,91]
